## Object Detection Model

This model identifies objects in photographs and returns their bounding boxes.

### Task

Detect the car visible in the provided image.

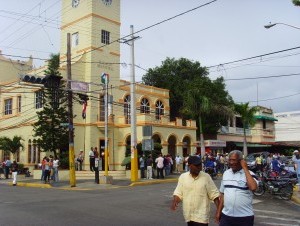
[245,151,270,171]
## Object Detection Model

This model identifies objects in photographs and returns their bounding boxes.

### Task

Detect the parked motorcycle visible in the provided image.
[253,170,296,200]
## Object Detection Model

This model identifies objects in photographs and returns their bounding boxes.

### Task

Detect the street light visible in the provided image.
[264,22,300,30]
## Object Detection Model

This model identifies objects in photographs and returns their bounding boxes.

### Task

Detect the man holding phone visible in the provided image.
[216,150,258,226]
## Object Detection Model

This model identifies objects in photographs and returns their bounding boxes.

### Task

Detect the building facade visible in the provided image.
[0,0,197,171]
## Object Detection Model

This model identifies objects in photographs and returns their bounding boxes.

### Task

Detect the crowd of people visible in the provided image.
[39,155,59,184]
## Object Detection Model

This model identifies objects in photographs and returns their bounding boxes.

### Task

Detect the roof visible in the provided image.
[254,115,278,121]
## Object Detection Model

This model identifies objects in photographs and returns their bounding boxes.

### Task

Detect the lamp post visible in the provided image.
[264,22,300,30]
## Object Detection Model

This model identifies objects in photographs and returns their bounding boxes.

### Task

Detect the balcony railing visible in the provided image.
[220,126,251,136]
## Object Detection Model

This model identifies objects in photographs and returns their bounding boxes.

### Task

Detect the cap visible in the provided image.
[294,150,299,153]
[188,156,201,165]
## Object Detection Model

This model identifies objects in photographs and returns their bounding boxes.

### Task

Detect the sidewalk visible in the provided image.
[1,174,300,205]
[0,173,180,190]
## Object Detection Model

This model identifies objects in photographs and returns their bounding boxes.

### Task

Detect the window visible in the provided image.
[155,100,164,120]
[72,32,79,47]
[124,95,130,124]
[4,98,12,115]
[140,98,150,114]
[17,96,21,113]
[35,91,43,109]
[101,30,110,44]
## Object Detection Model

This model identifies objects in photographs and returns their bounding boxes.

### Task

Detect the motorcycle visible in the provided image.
[253,169,296,200]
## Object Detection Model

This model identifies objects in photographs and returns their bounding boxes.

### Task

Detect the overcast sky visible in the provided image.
[0,0,299,113]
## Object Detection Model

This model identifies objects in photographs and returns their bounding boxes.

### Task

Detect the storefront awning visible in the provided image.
[235,142,271,148]
[254,115,278,121]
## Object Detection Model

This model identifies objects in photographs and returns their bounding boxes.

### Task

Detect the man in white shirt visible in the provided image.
[89,147,95,172]
[171,156,220,226]
[175,155,182,173]
[155,153,164,179]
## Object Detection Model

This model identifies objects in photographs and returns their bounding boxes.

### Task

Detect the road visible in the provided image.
[0,178,299,226]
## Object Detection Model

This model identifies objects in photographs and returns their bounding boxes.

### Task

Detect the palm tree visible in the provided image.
[0,135,24,160]
[234,103,258,157]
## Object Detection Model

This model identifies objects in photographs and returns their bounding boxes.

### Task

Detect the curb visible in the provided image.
[130,178,178,186]
[8,182,52,189]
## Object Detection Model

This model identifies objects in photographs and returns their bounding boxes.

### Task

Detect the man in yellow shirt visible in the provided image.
[171,156,220,226]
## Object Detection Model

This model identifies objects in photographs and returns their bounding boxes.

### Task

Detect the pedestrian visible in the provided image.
[4,158,11,179]
[175,155,182,173]
[40,157,47,181]
[171,155,220,226]
[216,150,258,226]
[43,158,52,184]
[164,155,171,176]
[52,157,59,182]
[155,153,164,179]
[11,160,18,186]
[77,150,84,171]
[146,155,153,179]
[139,154,145,179]
[184,154,190,172]
[293,152,300,184]
[89,147,95,172]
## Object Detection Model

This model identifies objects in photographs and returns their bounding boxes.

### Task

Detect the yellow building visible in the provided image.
[0,0,197,171]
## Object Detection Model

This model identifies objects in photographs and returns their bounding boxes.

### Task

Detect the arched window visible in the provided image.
[140,98,150,114]
[155,100,164,120]
[124,95,131,124]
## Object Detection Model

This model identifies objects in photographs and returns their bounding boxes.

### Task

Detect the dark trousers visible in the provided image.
[140,167,145,178]
[219,213,254,226]
[89,158,95,171]
[187,221,208,226]
[5,166,10,179]
[156,167,164,179]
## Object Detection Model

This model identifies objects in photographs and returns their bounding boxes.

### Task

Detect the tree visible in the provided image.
[234,102,258,157]
[0,136,24,160]
[142,57,234,136]
[33,54,69,159]
[292,0,300,6]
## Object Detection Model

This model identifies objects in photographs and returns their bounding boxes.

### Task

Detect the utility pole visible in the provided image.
[130,25,138,182]
[67,33,76,187]
[104,74,109,176]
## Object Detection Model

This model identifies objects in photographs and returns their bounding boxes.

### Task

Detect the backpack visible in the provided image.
[163,157,169,167]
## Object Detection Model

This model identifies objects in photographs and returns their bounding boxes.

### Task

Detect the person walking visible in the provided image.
[11,160,18,186]
[216,150,258,226]
[146,155,153,179]
[293,152,300,184]
[155,153,164,179]
[4,158,11,179]
[171,156,220,226]
[175,155,182,173]
[89,147,95,172]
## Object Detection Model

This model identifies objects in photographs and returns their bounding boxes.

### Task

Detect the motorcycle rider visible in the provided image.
[205,155,216,176]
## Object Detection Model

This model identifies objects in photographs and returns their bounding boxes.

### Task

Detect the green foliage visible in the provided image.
[58,151,69,169]
[33,53,69,159]
[0,136,24,158]
[142,57,234,134]
[234,102,258,129]
[292,0,300,6]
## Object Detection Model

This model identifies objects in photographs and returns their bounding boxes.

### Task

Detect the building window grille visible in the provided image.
[35,90,43,109]
[155,100,164,120]
[140,98,150,114]
[4,98,12,115]
[72,32,79,47]
[124,95,131,124]
[101,30,110,44]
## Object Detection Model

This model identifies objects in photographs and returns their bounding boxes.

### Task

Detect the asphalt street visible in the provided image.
[0,178,300,226]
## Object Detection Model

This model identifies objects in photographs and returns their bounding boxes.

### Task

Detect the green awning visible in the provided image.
[254,115,278,121]
[235,142,271,148]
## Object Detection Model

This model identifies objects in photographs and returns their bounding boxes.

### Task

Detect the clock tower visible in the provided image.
[60,0,121,86]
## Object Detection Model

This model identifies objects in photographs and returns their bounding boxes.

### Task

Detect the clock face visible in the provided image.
[102,0,112,6]
[72,0,80,8]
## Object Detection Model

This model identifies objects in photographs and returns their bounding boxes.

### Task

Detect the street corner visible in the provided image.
[9,182,52,189]
[129,178,178,187]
